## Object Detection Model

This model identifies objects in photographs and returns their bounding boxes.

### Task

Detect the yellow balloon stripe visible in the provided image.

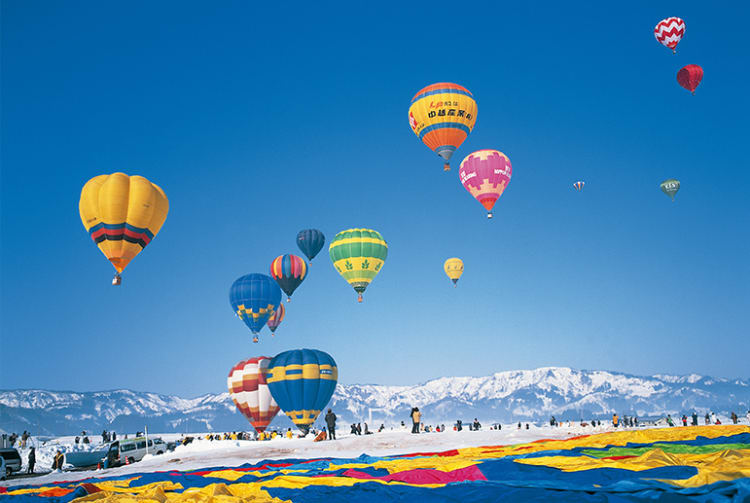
[267,364,338,383]
[329,237,387,247]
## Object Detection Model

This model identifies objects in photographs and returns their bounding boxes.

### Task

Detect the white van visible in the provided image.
[105,437,166,466]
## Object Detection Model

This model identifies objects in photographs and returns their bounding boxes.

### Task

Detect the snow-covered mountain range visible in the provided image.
[2,367,748,435]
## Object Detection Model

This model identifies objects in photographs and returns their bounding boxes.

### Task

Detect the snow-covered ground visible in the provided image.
[2,422,661,488]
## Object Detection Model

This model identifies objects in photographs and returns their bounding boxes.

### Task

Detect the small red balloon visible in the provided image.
[677,64,703,95]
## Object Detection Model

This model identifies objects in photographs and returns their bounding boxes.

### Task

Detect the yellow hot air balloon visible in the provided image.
[79,173,169,285]
[443,258,464,287]
[329,228,387,302]
[409,83,477,171]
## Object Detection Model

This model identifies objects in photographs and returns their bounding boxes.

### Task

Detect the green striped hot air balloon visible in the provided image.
[329,228,387,302]
[660,179,680,201]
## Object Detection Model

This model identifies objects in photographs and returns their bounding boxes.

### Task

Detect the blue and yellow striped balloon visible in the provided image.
[267,349,338,435]
[229,273,282,343]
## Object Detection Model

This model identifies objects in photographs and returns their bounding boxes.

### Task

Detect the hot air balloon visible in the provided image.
[443,258,464,287]
[229,274,282,343]
[329,228,387,302]
[654,17,685,53]
[270,254,307,302]
[409,83,477,171]
[458,150,512,218]
[267,349,338,435]
[660,179,680,201]
[267,303,285,336]
[677,65,703,95]
[573,181,585,192]
[227,357,280,433]
[79,173,169,285]
[296,229,325,262]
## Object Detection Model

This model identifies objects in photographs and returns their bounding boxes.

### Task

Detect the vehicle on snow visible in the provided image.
[0,448,22,477]
[104,437,167,466]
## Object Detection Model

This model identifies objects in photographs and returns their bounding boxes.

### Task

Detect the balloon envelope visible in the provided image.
[677,65,703,94]
[329,228,388,302]
[267,303,285,335]
[267,349,338,434]
[444,258,464,285]
[227,357,280,433]
[654,17,685,53]
[229,274,282,341]
[79,173,169,276]
[660,179,680,201]
[270,254,307,300]
[409,83,477,170]
[573,181,585,192]
[459,150,512,217]
[296,229,325,262]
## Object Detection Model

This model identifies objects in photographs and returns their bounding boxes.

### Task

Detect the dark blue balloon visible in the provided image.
[267,349,338,434]
[296,229,325,262]
[229,274,282,340]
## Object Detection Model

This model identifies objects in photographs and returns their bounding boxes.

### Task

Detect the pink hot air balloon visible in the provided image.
[677,65,703,95]
[266,303,285,336]
[227,357,280,433]
[459,149,512,218]
[654,17,685,53]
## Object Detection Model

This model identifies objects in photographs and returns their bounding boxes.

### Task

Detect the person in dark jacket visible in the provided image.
[350,424,358,434]
[325,409,336,440]
[691,412,698,426]
[52,450,64,471]
[27,447,36,474]
[356,423,362,435]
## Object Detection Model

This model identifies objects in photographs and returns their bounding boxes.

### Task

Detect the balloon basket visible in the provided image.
[443,163,450,172]
[112,274,122,286]
[252,336,259,343]
[487,212,493,219]
[357,294,363,303]
[286,297,291,303]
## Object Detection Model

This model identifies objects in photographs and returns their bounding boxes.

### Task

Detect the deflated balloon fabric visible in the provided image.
[3,426,749,502]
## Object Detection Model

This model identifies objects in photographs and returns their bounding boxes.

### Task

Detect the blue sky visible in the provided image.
[2,1,748,396]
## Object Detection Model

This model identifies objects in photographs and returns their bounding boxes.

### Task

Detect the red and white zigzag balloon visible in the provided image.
[654,17,685,53]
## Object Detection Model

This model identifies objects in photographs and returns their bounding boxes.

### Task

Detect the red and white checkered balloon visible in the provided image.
[654,17,685,53]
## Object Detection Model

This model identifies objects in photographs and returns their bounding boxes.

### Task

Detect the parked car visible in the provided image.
[104,437,166,467]
[0,448,22,477]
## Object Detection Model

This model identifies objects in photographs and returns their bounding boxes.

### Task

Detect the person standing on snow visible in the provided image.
[612,414,619,428]
[691,412,698,426]
[28,447,36,474]
[710,412,717,424]
[705,413,710,425]
[730,412,738,424]
[411,407,421,434]
[682,415,688,426]
[52,450,65,471]
[325,409,336,440]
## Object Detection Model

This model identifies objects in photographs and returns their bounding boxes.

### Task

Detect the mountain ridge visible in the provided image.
[2,367,748,435]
